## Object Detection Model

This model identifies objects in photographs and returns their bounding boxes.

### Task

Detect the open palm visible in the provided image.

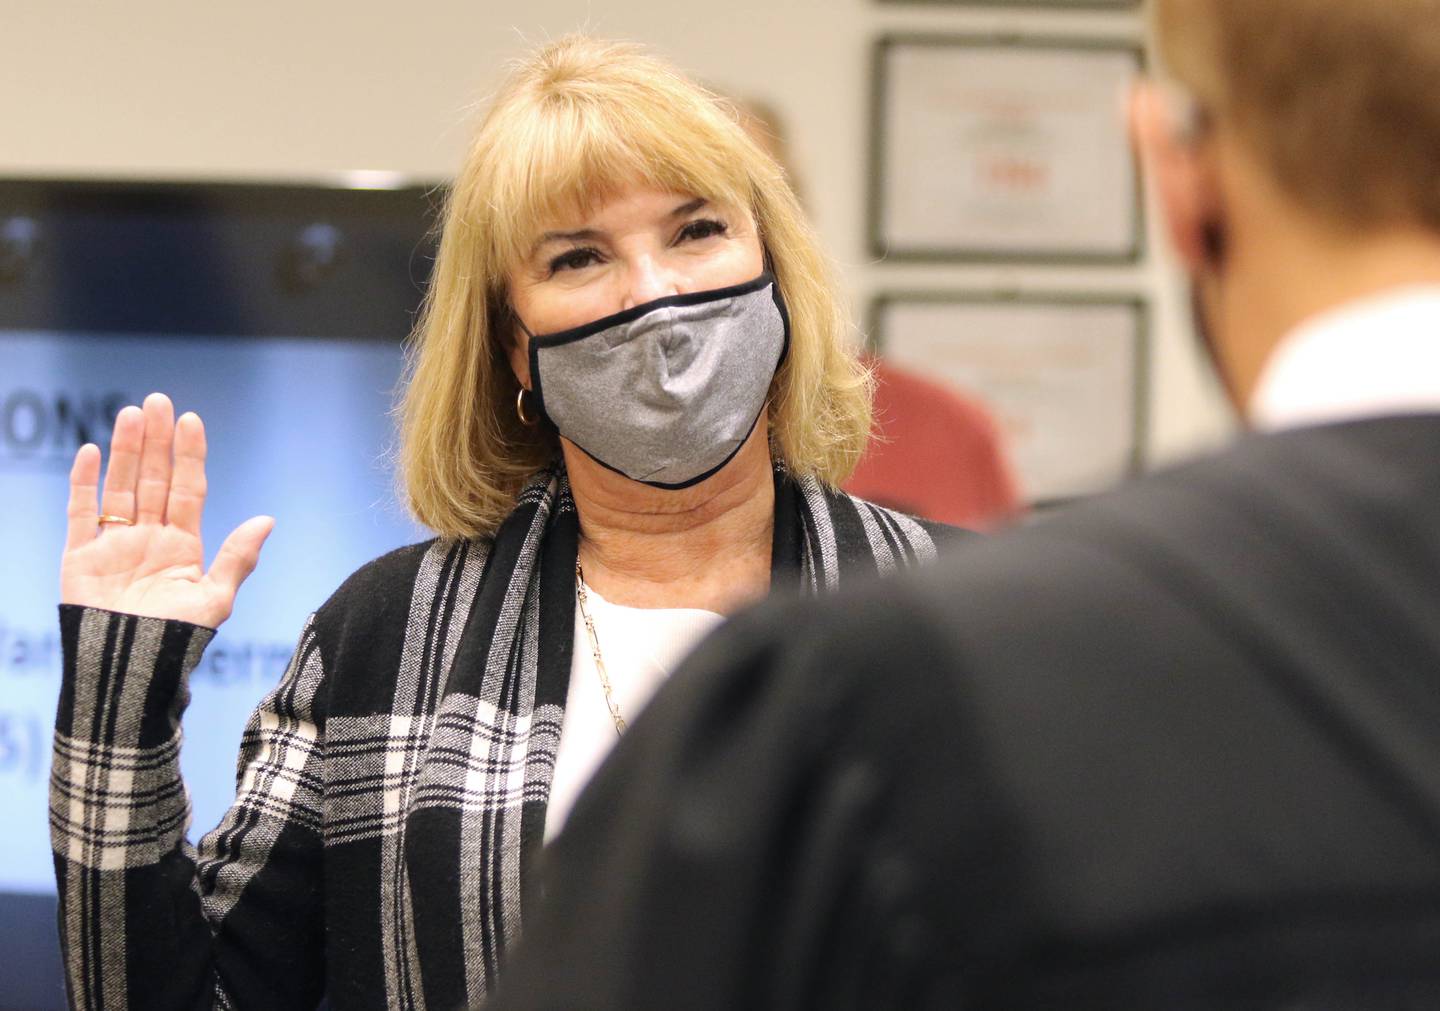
[60,393,273,629]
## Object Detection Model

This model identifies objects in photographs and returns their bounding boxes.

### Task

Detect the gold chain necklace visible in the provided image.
[575,560,627,738]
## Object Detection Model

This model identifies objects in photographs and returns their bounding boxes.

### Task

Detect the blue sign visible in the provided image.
[0,328,423,893]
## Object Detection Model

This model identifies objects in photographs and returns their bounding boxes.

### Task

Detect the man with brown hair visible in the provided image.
[490,1,1440,1007]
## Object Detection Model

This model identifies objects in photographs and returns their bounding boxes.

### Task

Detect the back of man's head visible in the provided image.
[1152,0,1440,233]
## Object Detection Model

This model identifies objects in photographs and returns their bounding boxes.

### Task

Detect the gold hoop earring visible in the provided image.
[516,387,539,427]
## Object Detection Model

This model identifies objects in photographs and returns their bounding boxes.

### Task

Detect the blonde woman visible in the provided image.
[51,36,958,1010]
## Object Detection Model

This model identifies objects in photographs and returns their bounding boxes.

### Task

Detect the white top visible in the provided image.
[1249,285,1440,431]
[544,582,724,842]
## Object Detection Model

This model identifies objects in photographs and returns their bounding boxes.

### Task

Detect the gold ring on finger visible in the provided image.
[97,514,135,527]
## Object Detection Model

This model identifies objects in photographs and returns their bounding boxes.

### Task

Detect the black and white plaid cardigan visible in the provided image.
[51,463,952,1010]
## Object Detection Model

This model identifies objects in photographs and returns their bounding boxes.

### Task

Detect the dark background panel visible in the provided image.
[0,176,438,1011]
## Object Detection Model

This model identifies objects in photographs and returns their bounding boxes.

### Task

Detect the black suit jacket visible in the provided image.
[489,416,1440,1010]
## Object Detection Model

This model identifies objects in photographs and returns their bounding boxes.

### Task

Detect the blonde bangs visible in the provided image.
[469,60,755,284]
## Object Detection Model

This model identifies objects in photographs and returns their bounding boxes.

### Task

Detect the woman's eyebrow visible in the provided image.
[529,199,711,257]
[531,227,604,256]
[669,197,708,218]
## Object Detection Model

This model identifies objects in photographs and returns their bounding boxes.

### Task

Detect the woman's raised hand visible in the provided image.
[60,392,274,629]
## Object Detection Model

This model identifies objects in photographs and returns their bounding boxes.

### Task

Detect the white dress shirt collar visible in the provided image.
[1249,285,1440,432]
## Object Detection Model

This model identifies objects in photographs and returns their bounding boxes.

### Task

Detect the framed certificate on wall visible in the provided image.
[869,35,1144,262]
[870,293,1148,503]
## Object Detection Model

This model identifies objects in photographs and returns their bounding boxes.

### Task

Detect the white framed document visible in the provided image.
[870,293,1147,503]
[870,35,1144,263]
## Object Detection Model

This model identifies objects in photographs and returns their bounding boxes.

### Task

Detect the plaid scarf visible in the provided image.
[52,462,946,1010]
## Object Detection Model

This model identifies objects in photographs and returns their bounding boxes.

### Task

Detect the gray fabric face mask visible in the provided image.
[524,272,790,489]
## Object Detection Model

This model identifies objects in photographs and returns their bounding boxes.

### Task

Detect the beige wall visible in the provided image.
[0,0,1232,467]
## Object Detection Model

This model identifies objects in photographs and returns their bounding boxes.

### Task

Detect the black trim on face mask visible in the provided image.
[769,277,791,371]
[526,271,777,349]
[565,403,767,491]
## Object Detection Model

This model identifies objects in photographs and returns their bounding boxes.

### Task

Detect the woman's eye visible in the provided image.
[549,247,601,274]
[677,218,728,243]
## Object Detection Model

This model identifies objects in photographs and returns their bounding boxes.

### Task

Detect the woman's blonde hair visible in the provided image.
[400,35,871,538]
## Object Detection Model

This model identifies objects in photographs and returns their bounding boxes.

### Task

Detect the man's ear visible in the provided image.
[1129,82,1218,273]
